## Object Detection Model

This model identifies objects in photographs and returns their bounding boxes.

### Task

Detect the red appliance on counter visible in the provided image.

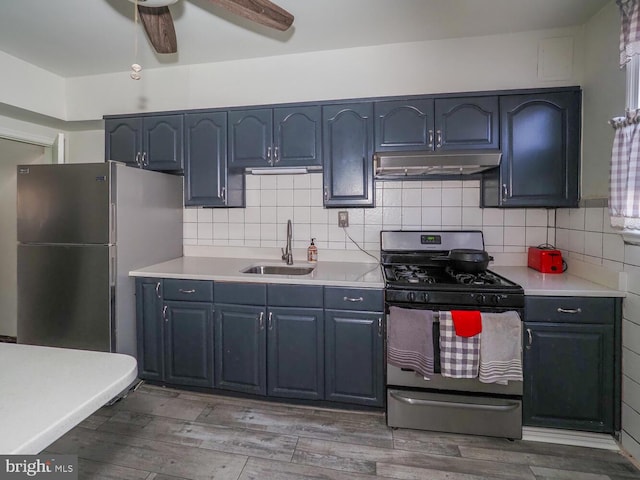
[528,246,564,273]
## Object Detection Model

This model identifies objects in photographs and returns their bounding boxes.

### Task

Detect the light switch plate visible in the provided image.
[338,211,349,227]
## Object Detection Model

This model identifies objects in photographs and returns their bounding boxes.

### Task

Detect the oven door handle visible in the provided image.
[389,391,520,412]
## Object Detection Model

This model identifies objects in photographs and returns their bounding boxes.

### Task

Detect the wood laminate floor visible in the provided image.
[46,384,640,480]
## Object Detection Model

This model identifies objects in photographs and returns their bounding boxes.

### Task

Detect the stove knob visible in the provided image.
[422,292,429,303]
[491,294,502,305]
[474,294,486,304]
[407,292,416,302]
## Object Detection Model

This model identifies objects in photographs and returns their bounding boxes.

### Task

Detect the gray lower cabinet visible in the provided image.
[214,283,324,400]
[135,278,214,388]
[523,296,621,433]
[324,287,385,406]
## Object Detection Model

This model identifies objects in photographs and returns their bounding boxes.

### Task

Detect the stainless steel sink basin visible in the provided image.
[241,264,315,275]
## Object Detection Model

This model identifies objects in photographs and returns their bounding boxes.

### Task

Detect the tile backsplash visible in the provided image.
[184,173,555,255]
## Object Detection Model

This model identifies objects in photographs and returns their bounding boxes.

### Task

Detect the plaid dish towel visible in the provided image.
[439,311,480,378]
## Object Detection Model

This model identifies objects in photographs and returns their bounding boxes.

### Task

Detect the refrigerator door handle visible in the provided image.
[110,203,116,243]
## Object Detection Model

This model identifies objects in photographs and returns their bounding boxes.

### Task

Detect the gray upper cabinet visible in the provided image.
[228,106,322,169]
[105,115,184,171]
[481,89,581,208]
[184,112,244,207]
[374,97,498,152]
[322,102,375,208]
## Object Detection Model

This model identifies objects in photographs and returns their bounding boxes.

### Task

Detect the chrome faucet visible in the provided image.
[281,219,293,265]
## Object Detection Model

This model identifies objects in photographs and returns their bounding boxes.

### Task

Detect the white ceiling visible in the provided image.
[0,0,612,78]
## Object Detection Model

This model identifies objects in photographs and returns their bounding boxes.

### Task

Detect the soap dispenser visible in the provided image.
[307,238,318,263]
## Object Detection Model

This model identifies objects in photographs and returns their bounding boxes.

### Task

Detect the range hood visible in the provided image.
[374,150,502,178]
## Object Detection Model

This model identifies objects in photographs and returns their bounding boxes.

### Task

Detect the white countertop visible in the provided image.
[0,343,138,454]
[492,266,625,297]
[130,256,385,288]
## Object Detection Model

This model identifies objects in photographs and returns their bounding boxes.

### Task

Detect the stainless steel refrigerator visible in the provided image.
[17,161,183,358]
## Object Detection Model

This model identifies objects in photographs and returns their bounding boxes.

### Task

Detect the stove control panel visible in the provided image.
[385,289,524,308]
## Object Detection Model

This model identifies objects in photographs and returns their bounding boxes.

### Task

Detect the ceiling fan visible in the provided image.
[127,0,294,54]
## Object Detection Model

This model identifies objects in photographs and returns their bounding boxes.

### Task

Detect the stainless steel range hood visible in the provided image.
[374,150,502,178]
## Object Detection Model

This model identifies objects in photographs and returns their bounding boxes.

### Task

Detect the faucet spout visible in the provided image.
[281,219,293,265]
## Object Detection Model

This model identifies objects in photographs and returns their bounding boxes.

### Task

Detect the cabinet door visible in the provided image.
[228,109,273,168]
[325,310,384,406]
[214,304,267,395]
[482,91,580,207]
[267,307,324,400]
[135,278,164,381]
[184,112,245,207]
[142,115,184,171]
[164,301,214,387]
[322,103,375,207]
[434,96,499,151]
[374,99,434,152]
[274,106,322,167]
[105,117,141,166]
[523,322,614,432]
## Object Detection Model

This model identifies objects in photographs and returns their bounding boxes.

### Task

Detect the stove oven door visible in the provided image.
[385,307,523,439]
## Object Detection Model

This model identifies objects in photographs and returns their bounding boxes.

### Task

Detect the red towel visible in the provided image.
[451,310,482,337]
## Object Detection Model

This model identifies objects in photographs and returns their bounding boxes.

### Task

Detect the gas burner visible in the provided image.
[445,267,501,286]
[391,265,437,284]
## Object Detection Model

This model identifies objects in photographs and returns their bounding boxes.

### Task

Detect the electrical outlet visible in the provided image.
[338,211,349,227]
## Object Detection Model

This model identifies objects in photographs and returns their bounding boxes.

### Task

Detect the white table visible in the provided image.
[0,343,137,454]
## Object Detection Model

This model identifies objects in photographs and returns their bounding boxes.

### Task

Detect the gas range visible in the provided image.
[381,230,524,309]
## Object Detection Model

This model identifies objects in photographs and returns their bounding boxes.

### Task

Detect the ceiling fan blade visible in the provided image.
[207,0,294,31]
[137,5,177,54]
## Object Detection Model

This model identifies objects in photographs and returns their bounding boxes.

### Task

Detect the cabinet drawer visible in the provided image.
[268,284,323,307]
[525,296,616,324]
[215,282,266,305]
[325,287,383,311]
[163,279,213,302]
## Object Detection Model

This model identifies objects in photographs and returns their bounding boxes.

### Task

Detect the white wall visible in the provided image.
[63,27,585,121]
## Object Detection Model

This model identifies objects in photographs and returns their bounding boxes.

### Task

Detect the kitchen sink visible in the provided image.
[241,264,315,276]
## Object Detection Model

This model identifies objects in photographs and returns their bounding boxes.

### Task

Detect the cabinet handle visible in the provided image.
[258,311,264,329]
[155,282,161,298]
[343,296,364,302]
[135,152,142,167]
[162,305,168,322]
[221,186,226,202]
[178,288,196,294]
[557,307,582,314]
[526,328,532,349]
[274,146,279,163]
[502,183,508,199]
[378,317,383,337]
[436,129,442,148]
[428,129,434,148]
[268,312,274,330]
[142,152,148,167]
[324,187,329,201]
[267,146,272,166]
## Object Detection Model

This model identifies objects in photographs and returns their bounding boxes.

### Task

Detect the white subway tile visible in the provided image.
[228,209,245,223]
[197,222,213,239]
[462,207,483,226]
[421,180,442,189]
[212,223,229,240]
[383,188,402,207]
[555,208,570,229]
[603,259,624,271]
[197,208,213,222]
[293,174,312,190]
[228,224,245,240]
[462,187,479,207]
[402,187,422,207]
[310,206,328,224]
[245,223,262,240]
[503,209,526,226]
[244,206,261,223]
[364,208,383,226]
[347,208,365,225]
[244,239,261,247]
[328,225,347,243]
[547,210,556,228]
[260,176,277,189]
[245,175,260,190]
[526,227,549,247]
[210,238,225,246]
[421,188,442,207]
[585,207,605,232]
[625,264,640,296]
[402,207,422,227]
[568,229,585,254]
[293,189,311,207]
[293,223,311,243]
[383,181,403,189]
[364,225,381,243]
[184,208,198,222]
[183,222,198,239]
[504,226,526,246]
[584,231,604,258]
[245,189,261,207]
[276,208,295,229]
[443,180,463,189]
[260,240,278,248]
[184,238,198,246]
[310,189,324,207]
[309,173,323,189]
[555,228,569,250]
[421,207,441,226]
[483,226,504,246]
[261,207,277,223]
[311,223,328,243]
[441,207,462,226]
[442,188,462,207]
[328,241,347,250]
[276,189,294,206]
[626,243,640,267]
[294,206,312,224]
[277,175,294,189]
[383,207,402,226]
[569,208,586,230]
[463,179,480,188]
[345,224,365,244]
[526,209,548,227]
[260,189,277,206]
[603,233,625,262]
[212,209,229,222]
[483,209,504,226]
[260,223,277,241]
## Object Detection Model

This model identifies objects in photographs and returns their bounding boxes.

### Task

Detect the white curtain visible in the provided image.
[610,0,640,229]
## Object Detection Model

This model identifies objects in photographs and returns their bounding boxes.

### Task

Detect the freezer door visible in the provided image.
[17,163,112,244]
[17,244,114,352]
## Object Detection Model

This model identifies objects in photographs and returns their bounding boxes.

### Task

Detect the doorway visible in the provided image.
[0,138,49,337]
